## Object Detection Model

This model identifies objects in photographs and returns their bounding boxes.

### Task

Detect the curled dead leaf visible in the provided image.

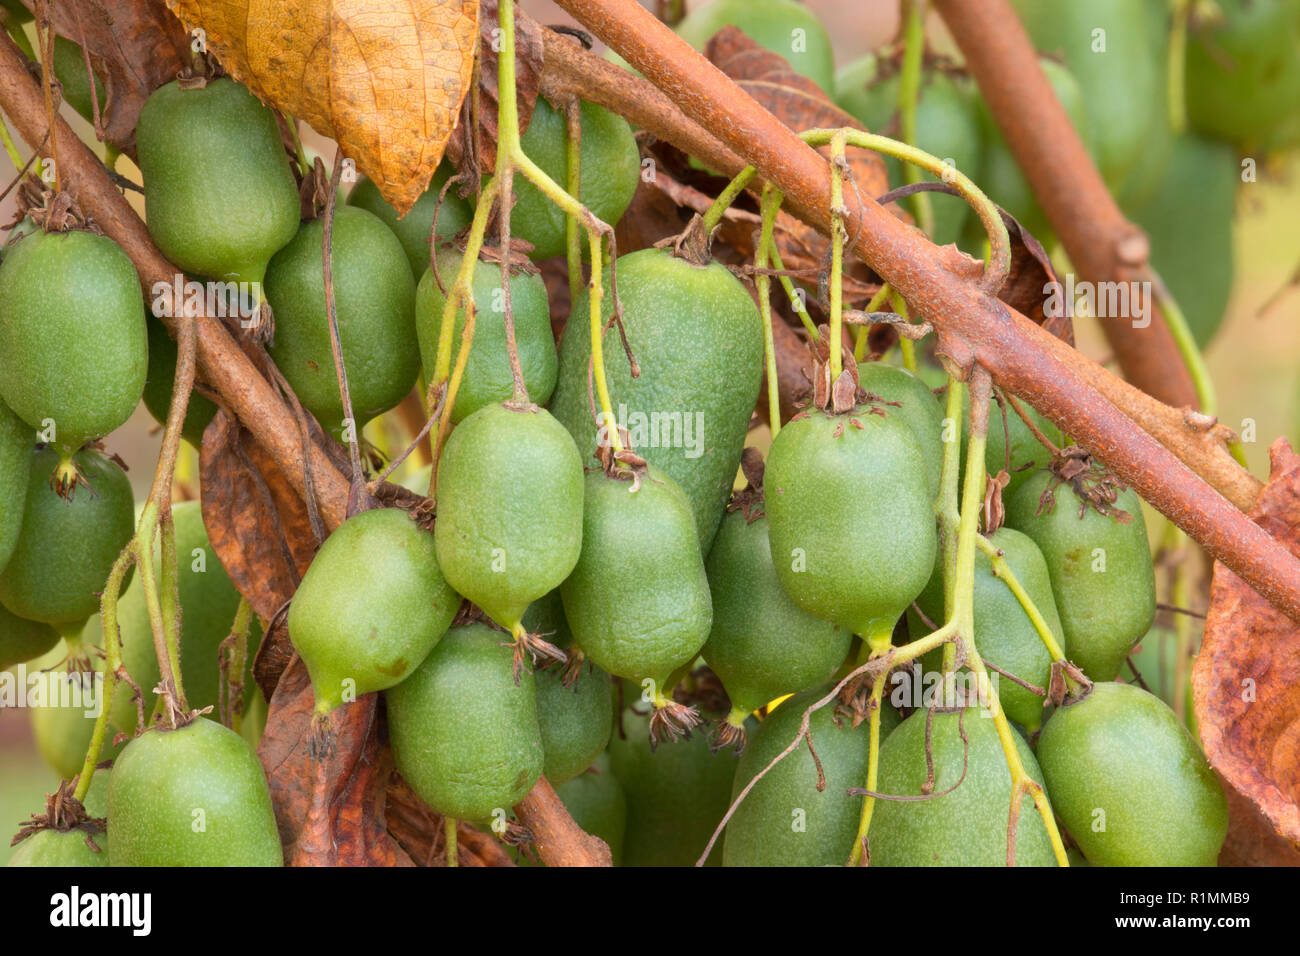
[165,0,478,214]
[445,0,542,173]
[198,411,320,633]
[257,657,410,866]
[1195,438,1300,849]
[24,0,192,152]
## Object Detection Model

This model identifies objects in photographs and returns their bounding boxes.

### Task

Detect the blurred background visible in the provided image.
[1,0,1297,860]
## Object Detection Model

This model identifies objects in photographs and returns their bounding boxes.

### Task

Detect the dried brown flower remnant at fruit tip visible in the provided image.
[10,779,106,853]
[710,719,747,755]
[1035,447,1133,524]
[728,447,765,522]
[648,700,702,750]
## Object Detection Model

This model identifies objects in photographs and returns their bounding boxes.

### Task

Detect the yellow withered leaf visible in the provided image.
[165,0,478,215]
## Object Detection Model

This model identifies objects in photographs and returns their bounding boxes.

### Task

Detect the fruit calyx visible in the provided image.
[1036,447,1135,524]
[594,423,650,488]
[1047,658,1094,708]
[728,447,766,522]
[10,779,105,852]
[657,213,713,266]
[15,181,97,235]
[794,324,905,417]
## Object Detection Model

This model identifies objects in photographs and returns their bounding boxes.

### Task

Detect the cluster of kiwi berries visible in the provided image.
[3,0,1272,867]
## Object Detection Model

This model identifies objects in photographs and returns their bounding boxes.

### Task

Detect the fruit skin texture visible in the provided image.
[974,58,1090,244]
[138,501,259,715]
[415,246,557,423]
[856,361,944,499]
[553,753,627,865]
[676,0,836,93]
[560,466,712,687]
[724,687,899,867]
[28,635,135,778]
[347,163,473,278]
[1129,135,1237,348]
[0,602,57,671]
[52,36,105,126]
[765,405,937,641]
[136,77,300,287]
[1009,0,1170,208]
[551,248,764,551]
[1037,682,1228,866]
[265,206,418,437]
[1005,471,1156,681]
[1185,0,1300,151]
[108,718,282,866]
[290,507,458,713]
[0,398,31,573]
[911,527,1066,731]
[6,770,111,867]
[608,706,735,866]
[834,58,984,247]
[142,312,218,448]
[0,447,134,628]
[510,96,639,260]
[871,708,1056,866]
[975,391,1063,500]
[386,623,544,822]
[435,403,583,631]
[535,664,614,786]
[703,509,849,715]
[0,230,147,458]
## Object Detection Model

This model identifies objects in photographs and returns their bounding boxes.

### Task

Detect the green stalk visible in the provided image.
[897,0,935,236]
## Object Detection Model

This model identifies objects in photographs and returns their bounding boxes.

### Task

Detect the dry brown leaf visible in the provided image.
[257,657,410,866]
[387,775,516,867]
[1195,437,1300,849]
[26,0,192,152]
[445,0,542,173]
[1218,779,1300,866]
[704,27,898,309]
[198,411,319,628]
[164,0,478,214]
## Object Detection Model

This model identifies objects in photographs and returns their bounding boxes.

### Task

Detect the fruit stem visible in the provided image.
[847,671,887,866]
[1168,0,1191,135]
[936,378,965,674]
[828,130,848,382]
[897,0,935,237]
[798,128,1010,293]
[852,282,892,362]
[429,174,501,496]
[701,165,757,236]
[958,369,1069,867]
[1144,265,1246,465]
[976,534,1067,663]
[72,545,133,803]
[563,97,585,311]
[320,148,368,497]
[893,294,917,372]
[445,816,459,867]
[1170,527,1195,724]
[220,597,254,733]
[284,113,312,178]
[756,183,784,435]
[137,504,187,713]
[491,0,532,406]
[494,0,625,452]
[0,107,25,170]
